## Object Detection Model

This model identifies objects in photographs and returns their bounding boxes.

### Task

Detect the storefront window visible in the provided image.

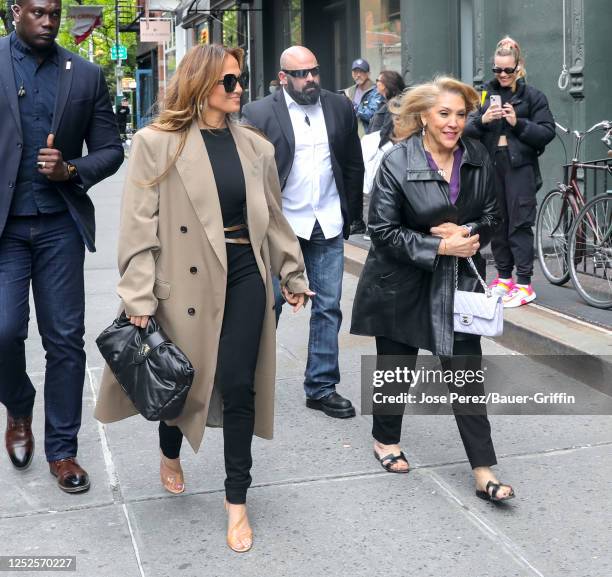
[164,15,177,82]
[165,49,177,81]
[360,0,401,77]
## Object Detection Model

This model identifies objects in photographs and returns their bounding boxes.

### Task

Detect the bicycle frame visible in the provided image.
[550,121,612,239]
[547,164,584,240]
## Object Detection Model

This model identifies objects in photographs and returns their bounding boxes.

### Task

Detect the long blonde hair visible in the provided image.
[393,76,479,141]
[494,36,526,91]
[147,44,244,184]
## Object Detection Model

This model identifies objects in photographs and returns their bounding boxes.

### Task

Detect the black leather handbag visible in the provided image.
[96,313,194,421]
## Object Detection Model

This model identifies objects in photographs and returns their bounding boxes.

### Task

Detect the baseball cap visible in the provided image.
[351,58,370,72]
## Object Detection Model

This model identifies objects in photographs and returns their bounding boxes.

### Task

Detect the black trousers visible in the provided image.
[492,147,538,285]
[159,244,266,504]
[372,335,497,469]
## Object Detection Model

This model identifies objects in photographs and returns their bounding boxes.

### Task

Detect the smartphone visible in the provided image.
[489,94,502,108]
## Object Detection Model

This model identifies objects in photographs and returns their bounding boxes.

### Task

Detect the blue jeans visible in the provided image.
[0,212,86,461]
[275,221,344,400]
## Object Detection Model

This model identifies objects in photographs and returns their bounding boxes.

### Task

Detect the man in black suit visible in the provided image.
[242,46,364,419]
[0,0,123,492]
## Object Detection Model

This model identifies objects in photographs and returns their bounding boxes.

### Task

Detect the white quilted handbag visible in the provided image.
[453,257,503,337]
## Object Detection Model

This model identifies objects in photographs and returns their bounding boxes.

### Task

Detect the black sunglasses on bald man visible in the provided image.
[218,72,248,93]
[282,66,320,78]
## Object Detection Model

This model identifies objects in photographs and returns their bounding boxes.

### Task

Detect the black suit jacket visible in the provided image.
[0,34,124,252]
[242,88,364,239]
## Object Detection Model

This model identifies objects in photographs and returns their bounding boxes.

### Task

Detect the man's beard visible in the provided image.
[285,77,321,105]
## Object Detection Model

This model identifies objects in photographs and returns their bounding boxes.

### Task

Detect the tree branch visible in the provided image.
[1,1,16,34]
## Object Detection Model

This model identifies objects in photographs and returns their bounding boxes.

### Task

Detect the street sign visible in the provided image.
[111,44,128,60]
[140,19,172,43]
[121,77,136,90]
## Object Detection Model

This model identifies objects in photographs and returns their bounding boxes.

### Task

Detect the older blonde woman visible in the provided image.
[95,44,312,552]
[351,77,514,502]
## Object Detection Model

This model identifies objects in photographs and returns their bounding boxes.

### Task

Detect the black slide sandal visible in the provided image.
[476,480,515,502]
[373,450,410,474]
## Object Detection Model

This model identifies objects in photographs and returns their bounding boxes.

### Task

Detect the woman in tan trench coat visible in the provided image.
[94,44,311,553]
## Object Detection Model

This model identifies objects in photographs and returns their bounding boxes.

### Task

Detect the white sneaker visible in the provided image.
[503,285,536,308]
[489,277,515,298]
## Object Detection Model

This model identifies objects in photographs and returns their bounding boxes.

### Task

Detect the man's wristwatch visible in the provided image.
[65,162,78,180]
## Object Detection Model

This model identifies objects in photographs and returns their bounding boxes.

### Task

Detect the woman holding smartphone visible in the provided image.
[95,44,311,553]
[465,37,555,308]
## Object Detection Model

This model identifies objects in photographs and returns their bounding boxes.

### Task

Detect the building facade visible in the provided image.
[163,0,610,195]
[401,0,612,196]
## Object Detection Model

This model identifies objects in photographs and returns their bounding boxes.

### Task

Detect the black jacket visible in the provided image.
[350,135,500,356]
[0,34,124,252]
[241,88,364,239]
[464,78,555,174]
[368,102,388,134]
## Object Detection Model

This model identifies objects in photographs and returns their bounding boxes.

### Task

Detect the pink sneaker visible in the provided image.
[489,277,515,298]
[503,285,536,308]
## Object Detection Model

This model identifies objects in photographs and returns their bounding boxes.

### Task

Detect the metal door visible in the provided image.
[136,68,154,128]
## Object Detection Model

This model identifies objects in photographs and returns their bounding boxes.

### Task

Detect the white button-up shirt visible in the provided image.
[281,89,343,240]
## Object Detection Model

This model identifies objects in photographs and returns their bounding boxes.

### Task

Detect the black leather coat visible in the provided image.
[350,135,500,356]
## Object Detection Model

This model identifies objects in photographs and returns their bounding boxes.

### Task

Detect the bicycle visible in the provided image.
[535,120,612,288]
[567,126,612,308]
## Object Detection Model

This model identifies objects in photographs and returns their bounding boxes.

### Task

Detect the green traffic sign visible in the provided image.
[111,45,128,60]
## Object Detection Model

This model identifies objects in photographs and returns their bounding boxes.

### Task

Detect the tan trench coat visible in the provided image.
[94,121,308,452]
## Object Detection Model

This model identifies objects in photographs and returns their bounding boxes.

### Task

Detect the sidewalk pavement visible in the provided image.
[1,163,611,577]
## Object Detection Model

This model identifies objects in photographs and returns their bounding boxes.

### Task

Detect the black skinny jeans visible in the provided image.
[159,244,266,504]
[372,335,497,469]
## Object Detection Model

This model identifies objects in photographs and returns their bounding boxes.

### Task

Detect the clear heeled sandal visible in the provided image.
[224,499,253,553]
[159,451,185,494]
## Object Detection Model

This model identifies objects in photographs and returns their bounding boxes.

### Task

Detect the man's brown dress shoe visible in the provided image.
[5,414,34,470]
[49,458,90,493]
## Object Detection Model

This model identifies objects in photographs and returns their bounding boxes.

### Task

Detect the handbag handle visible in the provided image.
[455,257,492,296]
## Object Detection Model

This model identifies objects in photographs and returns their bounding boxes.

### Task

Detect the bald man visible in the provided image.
[242,46,364,419]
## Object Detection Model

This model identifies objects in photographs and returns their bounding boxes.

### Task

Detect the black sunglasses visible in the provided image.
[217,72,248,93]
[492,65,518,75]
[282,66,320,79]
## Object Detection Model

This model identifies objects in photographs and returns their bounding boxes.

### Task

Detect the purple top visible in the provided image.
[425,146,464,204]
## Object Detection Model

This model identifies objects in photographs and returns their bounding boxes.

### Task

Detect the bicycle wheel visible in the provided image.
[536,189,573,285]
[568,193,612,309]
